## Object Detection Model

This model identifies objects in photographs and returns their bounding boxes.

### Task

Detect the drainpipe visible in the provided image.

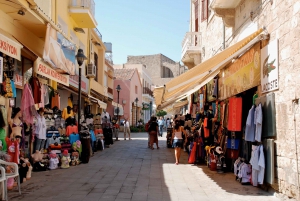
[292,98,300,200]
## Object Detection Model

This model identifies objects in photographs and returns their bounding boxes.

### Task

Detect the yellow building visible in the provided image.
[0,0,109,115]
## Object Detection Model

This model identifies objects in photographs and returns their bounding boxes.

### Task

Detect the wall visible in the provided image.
[114,80,131,123]
[127,54,183,87]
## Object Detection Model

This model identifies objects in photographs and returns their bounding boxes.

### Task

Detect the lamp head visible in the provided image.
[75,49,87,66]
[135,98,139,103]
[116,84,121,92]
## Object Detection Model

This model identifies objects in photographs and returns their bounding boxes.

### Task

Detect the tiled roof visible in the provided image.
[114,69,135,80]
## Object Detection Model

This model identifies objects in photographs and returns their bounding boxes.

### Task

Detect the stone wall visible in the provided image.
[127,54,184,87]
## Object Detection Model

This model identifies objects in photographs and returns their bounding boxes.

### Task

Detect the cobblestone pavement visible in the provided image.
[8,132,284,201]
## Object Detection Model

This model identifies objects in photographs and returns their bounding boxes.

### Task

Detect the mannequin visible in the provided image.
[62,106,74,120]
[8,107,23,139]
[34,108,46,151]
[48,152,59,170]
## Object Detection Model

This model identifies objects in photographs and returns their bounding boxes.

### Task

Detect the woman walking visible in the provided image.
[148,116,159,150]
[172,120,186,165]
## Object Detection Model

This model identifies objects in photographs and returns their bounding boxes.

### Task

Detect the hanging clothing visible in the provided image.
[245,105,256,142]
[29,76,42,104]
[55,117,65,129]
[66,125,78,136]
[227,97,242,131]
[250,145,265,186]
[0,128,7,151]
[35,114,46,140]
[38,84,45,108]
[62,107,74,120]
[69,133,80,145]
[51,93,60,109]
[21,84,38,125]
[10,80,16,98]
[5,137,19,164]
[254,104,263,142]
[44,84,50,105]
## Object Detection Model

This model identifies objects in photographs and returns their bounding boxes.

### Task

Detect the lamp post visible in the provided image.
[75,49,87,131]
[116,84,121,123]
[135,98,139,127]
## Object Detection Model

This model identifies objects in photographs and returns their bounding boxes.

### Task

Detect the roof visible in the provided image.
[114,68,135,80]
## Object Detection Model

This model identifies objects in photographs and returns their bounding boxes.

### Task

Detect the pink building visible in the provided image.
[110,68,143,126]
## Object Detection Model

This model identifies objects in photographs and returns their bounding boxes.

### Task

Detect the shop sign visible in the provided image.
[43,24,76,75]
[34,58,69,86]
[0,57,2,83]
[69,74,89,94]
[0,33,22,61]
[218,42,261,100]
[261,40,279,93]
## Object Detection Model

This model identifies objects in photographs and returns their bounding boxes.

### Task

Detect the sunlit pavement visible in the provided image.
[8,132,283,201]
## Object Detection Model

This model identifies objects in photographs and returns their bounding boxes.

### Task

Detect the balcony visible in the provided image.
[69,0,97,28]
[210,0,243,27]
[94,28,102,40]
[181,32,202,69]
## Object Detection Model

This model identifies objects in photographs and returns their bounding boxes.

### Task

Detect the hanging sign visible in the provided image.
[0,32,22,61]
[261,39,279,93]
[218,42,261,100]
[34,58,69,86]
[43,24,76,75]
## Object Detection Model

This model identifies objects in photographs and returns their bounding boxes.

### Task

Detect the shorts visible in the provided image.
[172,139,183,148]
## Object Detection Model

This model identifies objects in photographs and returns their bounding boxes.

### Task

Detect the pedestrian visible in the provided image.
[172,120,187,165]
[114,120,120,141]
[148,116,159,150]
[166,118,171,128]
[124,118,131,140]
[158,116,164,137]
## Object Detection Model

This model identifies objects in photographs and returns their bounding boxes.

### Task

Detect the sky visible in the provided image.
[95,1,190,65]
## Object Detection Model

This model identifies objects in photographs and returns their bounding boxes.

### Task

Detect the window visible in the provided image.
[195,1,199,32]
[135,85,138,94]
[201,0,208,22]
[162,66,174,78]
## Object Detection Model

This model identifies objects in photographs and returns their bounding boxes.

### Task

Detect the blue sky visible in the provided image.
[95,1,190,65]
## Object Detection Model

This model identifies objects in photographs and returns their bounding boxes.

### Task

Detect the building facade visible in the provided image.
[114,64,154,123]
[179,0,300,199]
[113,69,143,126]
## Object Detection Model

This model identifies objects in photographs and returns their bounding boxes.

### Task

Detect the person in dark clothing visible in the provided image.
[148,116,159,150]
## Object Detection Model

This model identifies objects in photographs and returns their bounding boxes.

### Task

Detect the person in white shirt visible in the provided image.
[124,118,131,140]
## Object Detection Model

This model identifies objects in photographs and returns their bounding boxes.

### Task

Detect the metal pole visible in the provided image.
[117,91,120,123]
[136,101,138,127]
[78,67,81,132]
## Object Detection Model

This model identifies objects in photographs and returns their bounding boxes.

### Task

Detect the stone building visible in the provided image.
[127,54,186,87]
[180,0,300,199]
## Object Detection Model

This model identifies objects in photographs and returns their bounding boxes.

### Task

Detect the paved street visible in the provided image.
[9,132,282,201]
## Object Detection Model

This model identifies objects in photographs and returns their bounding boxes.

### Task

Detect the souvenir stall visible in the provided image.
[188,41,275,188]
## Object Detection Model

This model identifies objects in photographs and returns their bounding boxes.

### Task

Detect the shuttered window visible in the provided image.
[201,0,208,22]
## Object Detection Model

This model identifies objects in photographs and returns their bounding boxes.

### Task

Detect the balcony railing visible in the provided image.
[143,87,153,97]
[94,28,102,40]
[181,32,202,59]
[70,0,95,17]
[105,53,113,66]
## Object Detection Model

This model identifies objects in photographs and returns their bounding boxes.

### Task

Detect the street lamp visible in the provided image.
[135,97,139,127]
[75,49,87,131]
[116,84,121,123]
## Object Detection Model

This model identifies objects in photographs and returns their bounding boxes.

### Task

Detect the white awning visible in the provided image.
[0,28,23,60]
[88,95,107,109]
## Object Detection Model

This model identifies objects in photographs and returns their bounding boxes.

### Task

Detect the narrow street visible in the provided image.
[9,132,281,201]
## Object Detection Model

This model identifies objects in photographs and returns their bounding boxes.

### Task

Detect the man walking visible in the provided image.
[158,117,164,137]
[124,118,131,140]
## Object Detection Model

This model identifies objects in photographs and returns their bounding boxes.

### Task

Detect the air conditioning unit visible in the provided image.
[86,63,96,78]
[114,106,124,115]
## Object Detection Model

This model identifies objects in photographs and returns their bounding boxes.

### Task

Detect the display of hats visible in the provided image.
[215,146,223,154]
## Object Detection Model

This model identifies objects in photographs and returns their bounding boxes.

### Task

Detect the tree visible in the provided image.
[156,110,167,117]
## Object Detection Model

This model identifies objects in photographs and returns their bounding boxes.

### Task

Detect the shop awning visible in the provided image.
[154,28,264,107]
[111,101,123,111]
[88,95,107,109]
[173,100,189,108]
[0,28,23,61]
